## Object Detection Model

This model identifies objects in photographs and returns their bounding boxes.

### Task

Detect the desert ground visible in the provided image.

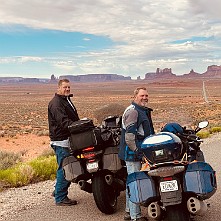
[0,78,221,161]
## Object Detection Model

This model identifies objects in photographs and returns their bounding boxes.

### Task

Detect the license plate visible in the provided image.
[86,161,99,170]
[160,180,178,192]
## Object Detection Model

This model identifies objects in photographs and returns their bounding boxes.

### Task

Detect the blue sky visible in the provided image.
[0,0,221,79]
[0,28,115,55]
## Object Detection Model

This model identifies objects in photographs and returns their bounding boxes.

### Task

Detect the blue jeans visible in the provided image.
[51,145,71,203]
[125,161,142,220]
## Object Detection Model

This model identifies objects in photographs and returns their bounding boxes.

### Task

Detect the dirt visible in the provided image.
[0,79,221,162]
[0,134,51,161]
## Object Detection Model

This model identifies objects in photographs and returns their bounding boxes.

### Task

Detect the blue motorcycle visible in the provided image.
[127,121,217,221]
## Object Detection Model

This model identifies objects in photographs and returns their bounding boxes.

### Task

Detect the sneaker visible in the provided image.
[124,212,131,220]
[131,217,148,221]
[56,197,78,206]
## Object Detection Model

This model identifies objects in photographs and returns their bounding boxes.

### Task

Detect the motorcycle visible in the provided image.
[126,121,217,221]
[62,116,127,214]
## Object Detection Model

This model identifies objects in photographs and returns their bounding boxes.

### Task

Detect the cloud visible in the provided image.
[0,0,221,77]
[0,1,204,41]
[19,56,43,63]
[53,61,76,71]
[188,0,221,20]
[0,56,43,64]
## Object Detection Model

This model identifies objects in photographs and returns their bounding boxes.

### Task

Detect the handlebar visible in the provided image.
[177,131,203,152]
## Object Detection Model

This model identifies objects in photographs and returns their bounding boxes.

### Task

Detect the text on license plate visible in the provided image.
[160,180,178,192]
[87,161,98,170]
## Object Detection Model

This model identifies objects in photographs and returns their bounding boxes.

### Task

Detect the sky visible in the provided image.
[0,0,221,79]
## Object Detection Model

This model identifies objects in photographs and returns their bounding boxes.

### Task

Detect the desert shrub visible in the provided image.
[94,103,125,124]
[0,155,57,188]
[28,155,57,181]
[0,151,22,170]
[0,164,34,187]
[197,131,211,139]
[209,127,221,134]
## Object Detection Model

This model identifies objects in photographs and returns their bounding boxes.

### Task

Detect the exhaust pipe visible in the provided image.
[105,174,113,185]
[78,180,92,193]
[187,197,207,216]
[105,174,125,191]
[147,202,162,220]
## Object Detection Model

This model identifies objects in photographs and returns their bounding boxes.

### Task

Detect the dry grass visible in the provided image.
[0,151,22,170]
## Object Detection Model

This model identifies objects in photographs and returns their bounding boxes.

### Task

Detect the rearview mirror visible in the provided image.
[198,121,209,129]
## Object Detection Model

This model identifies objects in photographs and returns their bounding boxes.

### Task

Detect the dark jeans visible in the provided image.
[51,145,71,203]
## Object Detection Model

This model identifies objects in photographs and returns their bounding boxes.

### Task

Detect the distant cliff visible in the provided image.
[0,74,131,84]
[60,73,131,82]
[202,65,221,78]
[1,65,221,83]
[145,65,221,80]
[145,68,176,79]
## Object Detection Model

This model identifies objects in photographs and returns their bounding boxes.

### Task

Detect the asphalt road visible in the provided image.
[0,134,220,221]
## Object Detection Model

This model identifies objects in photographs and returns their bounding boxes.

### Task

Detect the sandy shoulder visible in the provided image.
[0,134,51,161]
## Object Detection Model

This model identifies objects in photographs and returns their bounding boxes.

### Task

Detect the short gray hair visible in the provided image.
[58,79,70,86]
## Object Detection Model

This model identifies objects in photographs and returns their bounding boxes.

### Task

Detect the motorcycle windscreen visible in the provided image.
[126,171,157,204]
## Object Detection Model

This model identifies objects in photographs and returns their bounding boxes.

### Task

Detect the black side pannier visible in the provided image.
[68,119,119,151]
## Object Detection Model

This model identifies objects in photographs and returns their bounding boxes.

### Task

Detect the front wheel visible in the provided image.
[92,173,117,214]
[164,204,190,221]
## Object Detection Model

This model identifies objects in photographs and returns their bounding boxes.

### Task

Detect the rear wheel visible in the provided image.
[92,173,117,214]
[165,204,190,221]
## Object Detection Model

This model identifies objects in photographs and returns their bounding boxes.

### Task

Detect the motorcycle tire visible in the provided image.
[164,204,190,221]
[92,173,117,214]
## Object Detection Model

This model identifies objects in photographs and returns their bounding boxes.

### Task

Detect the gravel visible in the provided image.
[0,134,220,221]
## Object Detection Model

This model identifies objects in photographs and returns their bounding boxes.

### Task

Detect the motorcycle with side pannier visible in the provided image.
[62,116,127,214]
[127,121,217,221]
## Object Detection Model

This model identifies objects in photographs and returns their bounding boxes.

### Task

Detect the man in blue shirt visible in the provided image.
[119,86,155,221]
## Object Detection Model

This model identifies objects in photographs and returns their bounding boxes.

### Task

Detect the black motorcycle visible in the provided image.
[62,116,127,214]
[127,121,217,221]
